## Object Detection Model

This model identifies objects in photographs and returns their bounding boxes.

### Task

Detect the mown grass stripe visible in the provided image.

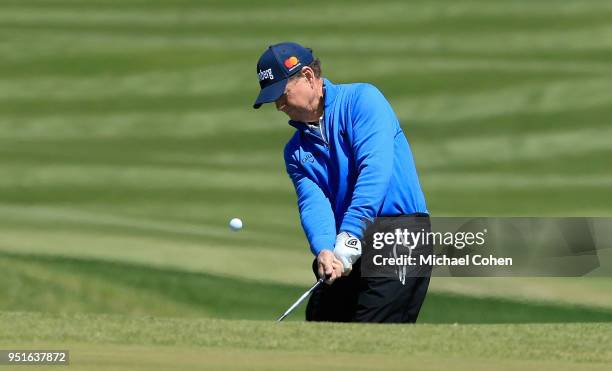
[407,104,612,139]
[422,173,612,190]
[0,164,291,191]
[2,253,612,323]
[3,12,612,37]
[4,24,612,60]
[0,110,287,139]
[1,77,609,132]
[393,78,612,125]
[413,126,612,169]
[1,63,597,100]
[3,1,612,23]
[0,204,299,246]
[0,229,312,285]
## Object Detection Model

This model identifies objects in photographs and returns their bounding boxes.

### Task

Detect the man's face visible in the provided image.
[275,75,316,122]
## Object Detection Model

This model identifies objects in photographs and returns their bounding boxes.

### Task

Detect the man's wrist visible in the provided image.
[311,235,337,256]
[339,218,365,240]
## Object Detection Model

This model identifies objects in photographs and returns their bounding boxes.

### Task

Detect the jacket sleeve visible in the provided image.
[284,143,337,256]
[340,84,396,238]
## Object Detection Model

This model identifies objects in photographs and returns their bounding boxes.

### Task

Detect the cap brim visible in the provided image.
[253,79,287,109]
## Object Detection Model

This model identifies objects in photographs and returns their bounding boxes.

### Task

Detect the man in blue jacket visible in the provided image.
[253,42,430,323]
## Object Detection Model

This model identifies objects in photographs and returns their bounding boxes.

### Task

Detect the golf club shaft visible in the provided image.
[276,278,324,322]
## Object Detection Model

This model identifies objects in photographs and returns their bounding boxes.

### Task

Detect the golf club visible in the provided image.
[276,277,326,322]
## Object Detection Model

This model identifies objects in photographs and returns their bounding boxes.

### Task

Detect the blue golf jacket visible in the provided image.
[284,78,427,255]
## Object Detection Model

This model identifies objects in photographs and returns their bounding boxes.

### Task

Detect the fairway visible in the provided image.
[1,0,611,369]
[2,252,612,323]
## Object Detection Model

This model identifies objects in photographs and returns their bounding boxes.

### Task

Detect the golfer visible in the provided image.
[253,42,430,323]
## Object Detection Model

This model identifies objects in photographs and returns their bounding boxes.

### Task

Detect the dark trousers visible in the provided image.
[305,258,430,323]
[306,213,431,323]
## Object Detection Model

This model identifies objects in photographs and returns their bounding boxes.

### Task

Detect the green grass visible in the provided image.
[2,252,612,323]
[1,311,611,370]
[1,0,612,369]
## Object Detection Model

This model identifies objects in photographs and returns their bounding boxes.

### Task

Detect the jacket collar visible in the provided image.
[322,78,337,111]
[288,78,337,130]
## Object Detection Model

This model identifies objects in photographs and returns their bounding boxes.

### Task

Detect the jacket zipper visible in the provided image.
[306,129,328,149]
[320,117,329,147]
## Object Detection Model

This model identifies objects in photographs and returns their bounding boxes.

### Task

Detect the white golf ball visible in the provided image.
[229,217,243,231]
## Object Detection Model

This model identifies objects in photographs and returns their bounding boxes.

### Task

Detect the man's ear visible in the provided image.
[301,66,315,87]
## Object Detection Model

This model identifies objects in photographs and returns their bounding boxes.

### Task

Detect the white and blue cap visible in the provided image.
[253,42,314,109]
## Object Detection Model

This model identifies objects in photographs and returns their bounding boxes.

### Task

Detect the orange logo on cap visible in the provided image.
[284,56,299,69]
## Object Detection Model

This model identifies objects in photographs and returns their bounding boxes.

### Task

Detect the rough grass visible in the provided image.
[1,311,611,370]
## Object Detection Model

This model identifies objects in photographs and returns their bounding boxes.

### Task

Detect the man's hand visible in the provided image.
[333,232,362,275]
[317,250,344,284]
